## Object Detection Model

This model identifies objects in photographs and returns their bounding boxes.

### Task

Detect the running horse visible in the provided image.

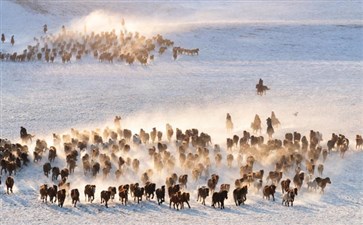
[256,78,269,95]
[20,126,34,144]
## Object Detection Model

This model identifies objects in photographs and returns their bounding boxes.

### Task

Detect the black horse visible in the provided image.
[20,127,34,143]
[266,117,274,139]
[212,190,228,209]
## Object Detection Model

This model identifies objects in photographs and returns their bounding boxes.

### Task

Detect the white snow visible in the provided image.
[1,1,363,224]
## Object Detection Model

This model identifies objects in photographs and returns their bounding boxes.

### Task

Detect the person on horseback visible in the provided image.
[20,126,28,139]
[20,127,34,144]
[43,24,48,34]
[258,78,263,87]
[10,35,15,46]
[256,78,269,95]
[62,25,66,35]
[266,117,274,139]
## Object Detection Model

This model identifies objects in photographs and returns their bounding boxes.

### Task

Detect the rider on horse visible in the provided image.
[20,126,28,139]
[258,78,263,87]
[256,78,269,95]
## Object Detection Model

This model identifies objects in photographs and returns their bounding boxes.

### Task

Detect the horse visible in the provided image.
[211,190,228,209]
[266,118,274,139]
[256,83,269,95]
[251,114,262,134]
[21,134,35,144]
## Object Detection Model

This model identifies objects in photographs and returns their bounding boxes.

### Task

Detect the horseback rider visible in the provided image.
[62,25,66,35]
[267,118,272,127]
[226,113,231,121]
[258,78,263,87]
[10,35,15,46]
[256,78,269,95]
[20,126,28,139]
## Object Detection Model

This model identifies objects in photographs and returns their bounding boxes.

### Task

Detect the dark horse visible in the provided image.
[212,190,228,209]
[20,127,34,144]
[256,78,269,95]
[266,117,274,139]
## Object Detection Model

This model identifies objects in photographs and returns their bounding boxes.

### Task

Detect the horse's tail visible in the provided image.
[28,134,35,143]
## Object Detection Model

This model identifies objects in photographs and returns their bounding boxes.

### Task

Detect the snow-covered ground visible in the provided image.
[1,1,363,224]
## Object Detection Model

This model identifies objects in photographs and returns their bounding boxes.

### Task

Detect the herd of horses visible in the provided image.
[1,114,362,211]
[0,23,199,64]
[0,21,361,214]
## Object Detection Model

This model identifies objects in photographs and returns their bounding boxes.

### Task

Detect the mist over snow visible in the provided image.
[0,1,363,225]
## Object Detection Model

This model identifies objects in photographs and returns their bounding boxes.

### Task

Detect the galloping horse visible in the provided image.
[251,114,262,134]
[256,78,269,95]
[20,127,34,144]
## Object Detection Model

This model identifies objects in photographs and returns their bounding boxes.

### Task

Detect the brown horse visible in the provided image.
[251,114,262,134]
[256,85,269,95]
[21,134,35,144]
[5,176,14,194]
[293,172,305,190]
[233,185,248,206]
[280,179,291,193]
[101,190,111,207]
[71,189,80,207]
[256,79,270,95]
[356,135,363,149]
[197,186,209,205]
[314,177,331,193]
[263,184,276,201]
[226,113,233,132]
[282,188,298,206]
[84,184,96,203]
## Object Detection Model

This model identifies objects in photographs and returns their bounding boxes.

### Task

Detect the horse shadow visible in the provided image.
[239,204,272,214]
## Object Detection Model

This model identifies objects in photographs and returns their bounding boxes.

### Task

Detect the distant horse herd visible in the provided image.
[2,23,272,96]
[0,23,199,65]
[1,114,362,211]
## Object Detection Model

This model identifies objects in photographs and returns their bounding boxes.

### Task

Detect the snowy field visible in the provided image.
[1,1,363,224]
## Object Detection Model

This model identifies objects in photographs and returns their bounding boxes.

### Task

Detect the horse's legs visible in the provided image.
[186,201,190,208]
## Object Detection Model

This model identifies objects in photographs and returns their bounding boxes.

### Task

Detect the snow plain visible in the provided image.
[0,1,363,224]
